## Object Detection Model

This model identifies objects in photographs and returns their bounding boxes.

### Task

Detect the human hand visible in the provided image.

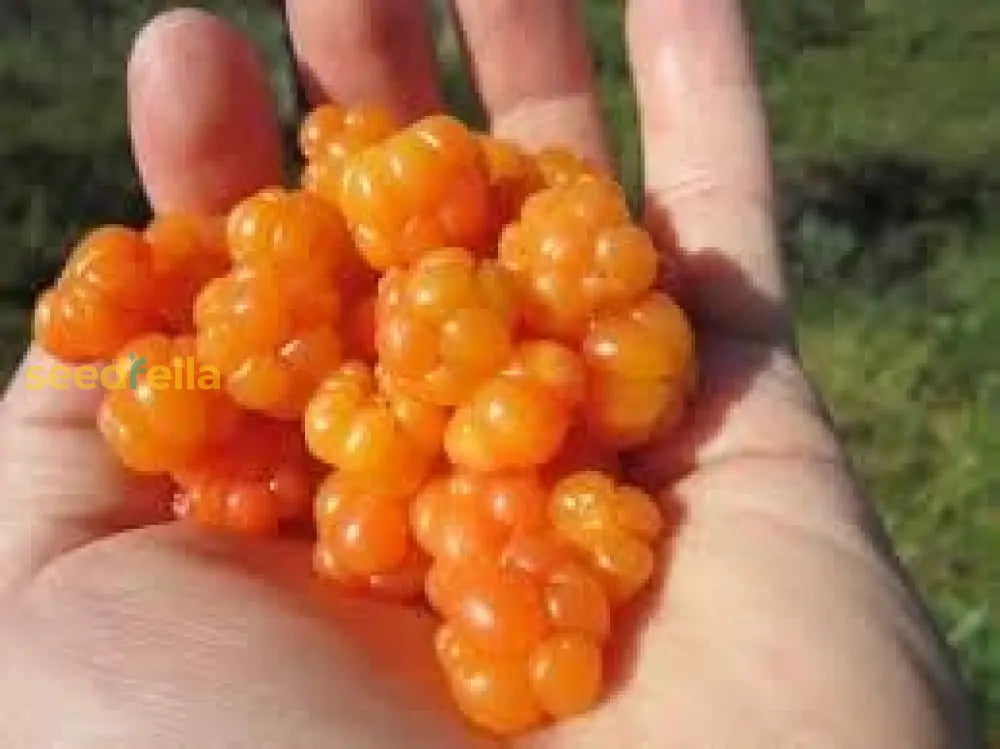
[0,1,983,747]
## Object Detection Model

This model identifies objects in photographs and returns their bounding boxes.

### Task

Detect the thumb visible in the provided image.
[0,8,282,597]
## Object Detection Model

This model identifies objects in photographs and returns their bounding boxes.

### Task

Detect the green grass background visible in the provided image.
[1,0,997,739]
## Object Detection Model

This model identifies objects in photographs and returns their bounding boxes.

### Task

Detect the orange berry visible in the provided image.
[226,188,353,279]
[549,471,662,604]
[34,226,163,361]
[300,103,395,199]
[304,362,440,497]
[435,625,542,735]
[528,633,602,718]
[173,418,316,533]
[534,146,599,188]
[499,177,658,339]
[411,476,508,562]
[376,248,516,406]
[98,335,240,474]
[143,214,229,333]
[501,530,578,579]
[583,292,694,446]
[445,377,569,471]
[195,268,342,418]
[339,115,492,269]
[501,340,586,408]
[314,473,411,575]
[477,135,544,233]
[542,563,611,640]
[435,559,548,655]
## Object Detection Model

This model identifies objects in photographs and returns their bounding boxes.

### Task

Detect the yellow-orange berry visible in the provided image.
[478,135,544,233]
[534,146,599,188]
[528,633,602,718]
[584,292,694,447]
[226,188,353,279]
[435,625,543,735]
[300,104,395,199]
[304,362,441,497]
[173,418,316,533]
[434,559,548,655]
[195,268,342,418]
[34,227,162,362]
[549,471,663,603]
[445,377,569,471]
[542,563,611,641]
[98,335,240,474]
[143,214,229,333]
[314,472,412,575]
[499,177,658,339]
[339,115,492,269]
[377,248,517,406]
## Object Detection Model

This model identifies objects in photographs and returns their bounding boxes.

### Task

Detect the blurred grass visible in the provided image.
[1,0,998,739]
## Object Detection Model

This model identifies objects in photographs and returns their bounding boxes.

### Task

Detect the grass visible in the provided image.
[1,0,997,739]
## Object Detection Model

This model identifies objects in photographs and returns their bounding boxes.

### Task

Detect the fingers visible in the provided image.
[451,0,607,165]
[283,0,440,121]
[628,0,789,341]
[0,8,284,590]
[129,7,283,213]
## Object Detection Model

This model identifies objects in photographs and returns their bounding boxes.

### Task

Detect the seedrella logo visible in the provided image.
[26,353,222,391]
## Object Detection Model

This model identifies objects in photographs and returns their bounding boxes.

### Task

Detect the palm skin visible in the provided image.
[0,1,983,747]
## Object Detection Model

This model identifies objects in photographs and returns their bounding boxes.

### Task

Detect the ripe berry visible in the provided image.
[549,471,663,603]
[195,268,342,418]
[300,104,395,201]
[339,115,492,269]
[173,418,316,533]
[435,624,543,735]
[411,470,545,562]
[35,227,160,362]
[144,214,229,332]
[303,362,442,497]
[98,335,240,474]
[432,558,548,655]
[534,146,599,188]
[583,292,695,447]
[445,376,570,471]
[314,472,412,575]
[376,248,517,406]
[528,632,602,718]
[477,135,544,234]
[499,176,658,339]
[226,187,353,279]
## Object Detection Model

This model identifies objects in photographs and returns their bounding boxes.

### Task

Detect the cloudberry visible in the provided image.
[376,248,517,406]
[477,135,544,234]
[98,335,240,474]
[584,292,695,447]
[226,187,353,279]
[534,146,600,188]
[550,471,663,602]
[435,624,543,735]
[34,221,228,362]
[411,470,545,562]
[195,268,342,418]
[173,418,316,534]
[300,103,395,200]
[499,176,659,339]
[339,115,492,269]
[445,376,570,471]
[303,362,442,498]
[314,472,413,576]
[432,558,548,655]
[528,632,603,718]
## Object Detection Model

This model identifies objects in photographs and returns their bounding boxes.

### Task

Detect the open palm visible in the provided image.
[0,1,982,747]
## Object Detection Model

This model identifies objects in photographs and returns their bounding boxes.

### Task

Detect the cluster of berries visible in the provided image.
[33,102,695,735]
